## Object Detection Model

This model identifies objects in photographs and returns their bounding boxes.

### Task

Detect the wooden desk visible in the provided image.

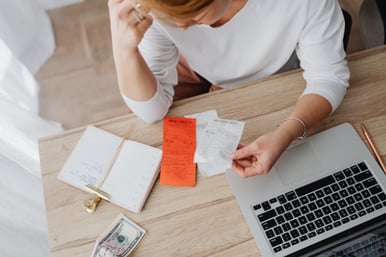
[39,46,386,257]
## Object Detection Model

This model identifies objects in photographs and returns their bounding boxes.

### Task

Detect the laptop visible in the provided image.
[225,123,386,256]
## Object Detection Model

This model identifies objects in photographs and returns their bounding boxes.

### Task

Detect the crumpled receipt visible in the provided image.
[186,110,245,176]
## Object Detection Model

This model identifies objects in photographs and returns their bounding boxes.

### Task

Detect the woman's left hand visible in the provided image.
[231,128,293,177]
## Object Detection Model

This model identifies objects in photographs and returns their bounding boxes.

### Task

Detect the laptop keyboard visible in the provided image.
[333,232,386,257]
[252,161,386,254]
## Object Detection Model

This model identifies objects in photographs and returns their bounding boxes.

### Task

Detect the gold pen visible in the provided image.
[360,123,386,173]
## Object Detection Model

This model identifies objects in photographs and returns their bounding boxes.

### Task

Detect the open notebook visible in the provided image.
[57,126,162,213]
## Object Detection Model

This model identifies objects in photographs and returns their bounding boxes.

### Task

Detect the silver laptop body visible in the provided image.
[226,123,386,256]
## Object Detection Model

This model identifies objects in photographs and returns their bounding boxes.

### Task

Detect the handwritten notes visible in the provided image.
[58,126,162,213]
[58,126,121,188]
[160,117,197,186]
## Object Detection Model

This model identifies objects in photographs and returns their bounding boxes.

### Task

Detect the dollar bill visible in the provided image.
[91,213,146,257]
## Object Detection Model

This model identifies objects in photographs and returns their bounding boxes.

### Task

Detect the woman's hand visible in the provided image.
[231,127,294,177]
[231,95,332,178]
[108,0,158,102]
[108,0,152,57]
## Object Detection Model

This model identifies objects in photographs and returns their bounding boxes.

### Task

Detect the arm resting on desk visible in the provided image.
[231,94,332,177]
[231,0,349,178]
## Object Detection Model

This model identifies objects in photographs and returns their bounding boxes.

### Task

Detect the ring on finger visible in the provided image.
[133,3,145,22]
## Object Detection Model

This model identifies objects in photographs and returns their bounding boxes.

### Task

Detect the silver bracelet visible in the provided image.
[278,116,307,140]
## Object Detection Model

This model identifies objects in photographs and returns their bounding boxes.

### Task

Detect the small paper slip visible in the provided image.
[197,118,244,176]
[185,110,218,163]
[187,112,244,176]
[160,117,196,186]
[57,126,162,213]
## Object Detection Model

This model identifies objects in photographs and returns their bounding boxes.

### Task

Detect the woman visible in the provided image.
[108,0,350,178]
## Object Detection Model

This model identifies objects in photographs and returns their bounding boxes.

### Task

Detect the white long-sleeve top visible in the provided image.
[122,0,350,123]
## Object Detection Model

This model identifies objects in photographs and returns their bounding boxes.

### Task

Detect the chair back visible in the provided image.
[359,0,385,48]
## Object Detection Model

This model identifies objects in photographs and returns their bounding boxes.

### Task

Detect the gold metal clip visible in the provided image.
[83,184,111,213]
[83,194,101,214]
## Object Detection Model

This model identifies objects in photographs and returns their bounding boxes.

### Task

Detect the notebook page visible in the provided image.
[58,126,122,190]
[101,140,162,213]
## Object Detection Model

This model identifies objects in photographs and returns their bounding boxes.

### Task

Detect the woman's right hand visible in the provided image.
[108,0,152,56]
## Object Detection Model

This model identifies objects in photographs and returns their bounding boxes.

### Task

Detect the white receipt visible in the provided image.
[186,110,244,176]
[186,110,218,162]
[196,118,244,176]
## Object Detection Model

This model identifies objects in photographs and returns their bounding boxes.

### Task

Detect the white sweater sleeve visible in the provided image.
[121,80,174,123]
[297,0,350,112]
[121,22,179,123]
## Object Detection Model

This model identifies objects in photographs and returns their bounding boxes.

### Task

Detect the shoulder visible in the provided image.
[306,0,341,16]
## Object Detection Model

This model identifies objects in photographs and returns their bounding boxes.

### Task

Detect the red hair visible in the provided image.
[138,0,215,19]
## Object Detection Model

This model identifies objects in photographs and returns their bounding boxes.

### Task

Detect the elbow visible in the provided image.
[142,117,161,124]
[121,82,174,123]
[125,99,171,124]
[139,111,168,124]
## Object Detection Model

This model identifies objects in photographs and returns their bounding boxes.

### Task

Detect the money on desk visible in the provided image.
[91,213,146,257]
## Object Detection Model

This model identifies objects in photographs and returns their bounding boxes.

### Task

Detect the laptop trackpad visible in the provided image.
[275,142,323,185]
